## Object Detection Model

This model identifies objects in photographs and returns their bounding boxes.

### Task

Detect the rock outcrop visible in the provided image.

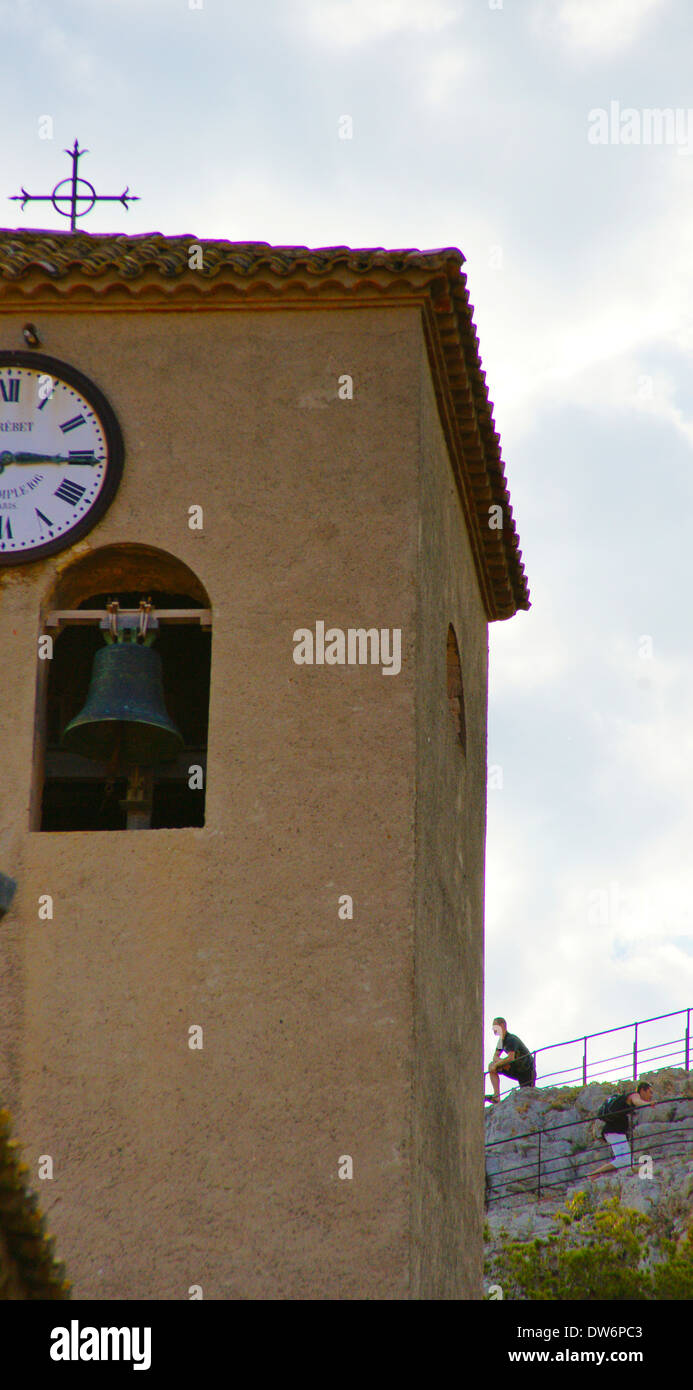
[484,1069,693,1299]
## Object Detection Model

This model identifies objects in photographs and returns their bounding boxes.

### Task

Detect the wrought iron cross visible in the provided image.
[9,140,139,232]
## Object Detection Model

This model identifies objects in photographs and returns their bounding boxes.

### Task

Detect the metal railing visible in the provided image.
[491,1006,691,1098]
[485,1094,693,1205]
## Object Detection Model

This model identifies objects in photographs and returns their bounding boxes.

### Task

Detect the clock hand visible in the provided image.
[1,451,72,463]
[0,451,100,473]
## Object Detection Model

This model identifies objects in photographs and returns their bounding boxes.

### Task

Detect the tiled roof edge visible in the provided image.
[443,268,530,616]
[0,231,530,618]
[0,230,464,282]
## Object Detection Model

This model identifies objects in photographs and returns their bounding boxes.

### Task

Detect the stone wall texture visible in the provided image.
[410,346,488,1298]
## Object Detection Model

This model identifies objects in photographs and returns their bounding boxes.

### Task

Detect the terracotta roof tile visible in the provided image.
[0,230,530,619]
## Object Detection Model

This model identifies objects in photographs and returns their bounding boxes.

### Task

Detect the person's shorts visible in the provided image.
[604,1132,631,1169]
[503,1059,536,1088]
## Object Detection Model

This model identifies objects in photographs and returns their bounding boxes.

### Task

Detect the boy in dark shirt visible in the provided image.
[485,1016,536,1103]
[588,1082,653,1177]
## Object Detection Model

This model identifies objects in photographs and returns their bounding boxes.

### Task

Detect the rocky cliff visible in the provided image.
[484,1068,693,1299]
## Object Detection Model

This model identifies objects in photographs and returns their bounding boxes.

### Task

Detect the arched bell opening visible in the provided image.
[33,546,212,832]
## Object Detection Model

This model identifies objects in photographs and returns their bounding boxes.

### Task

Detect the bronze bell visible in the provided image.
[60,641,184,767]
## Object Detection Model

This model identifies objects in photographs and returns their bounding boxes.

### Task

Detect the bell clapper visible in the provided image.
[119,763,154,831]
[96,727,122,818]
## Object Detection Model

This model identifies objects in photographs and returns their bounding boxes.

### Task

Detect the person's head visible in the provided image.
[637,1082,653,1102]
[492,1017,507,1039]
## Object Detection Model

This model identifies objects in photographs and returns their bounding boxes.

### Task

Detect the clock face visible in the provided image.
[0,351,123,565]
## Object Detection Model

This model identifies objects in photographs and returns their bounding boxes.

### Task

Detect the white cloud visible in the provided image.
[187,168,361,245]
[419,48,469,108]
[38,24,97,85]
[603,637,688,700]
[485,637,693,1056]
[486,827,693,1068]
[594,708,693,818]
[299,0,458,48]
[533,0,666,58]
[486,285,677,435]
[489,611,574,695]
[461,160,693,445]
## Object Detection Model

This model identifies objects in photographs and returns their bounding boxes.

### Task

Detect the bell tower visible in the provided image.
[0,230,529,1300]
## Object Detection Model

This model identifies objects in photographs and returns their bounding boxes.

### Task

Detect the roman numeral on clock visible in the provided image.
[35,507,53,532]
[68,450,96,463]
[54,478,86,506]
[59,414,86,433]
[0,516,13,540]
[0,379,20,403]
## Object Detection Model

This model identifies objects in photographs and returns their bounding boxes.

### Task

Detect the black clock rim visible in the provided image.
[0,351,124,567]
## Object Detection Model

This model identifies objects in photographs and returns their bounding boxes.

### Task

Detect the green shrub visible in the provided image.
[652,1229,693,1300]
[485,1192,693,1300]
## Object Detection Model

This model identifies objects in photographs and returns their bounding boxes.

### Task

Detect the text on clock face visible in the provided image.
[0,366,108,551]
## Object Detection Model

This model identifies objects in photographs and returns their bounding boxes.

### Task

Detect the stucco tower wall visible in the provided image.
[410,337,488,1299]
[0,302,425,1298]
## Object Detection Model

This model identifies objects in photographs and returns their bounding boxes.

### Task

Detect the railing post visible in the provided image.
[537,1129,542,1201]
[686,1010,690,1072]
[633,1022,638,1082]
[583,1036,587,1086]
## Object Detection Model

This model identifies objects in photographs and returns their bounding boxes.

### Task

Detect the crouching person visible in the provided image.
[485,1016,536,1104]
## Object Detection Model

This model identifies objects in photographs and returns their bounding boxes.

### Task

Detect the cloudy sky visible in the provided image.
[4,0,692,1082]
